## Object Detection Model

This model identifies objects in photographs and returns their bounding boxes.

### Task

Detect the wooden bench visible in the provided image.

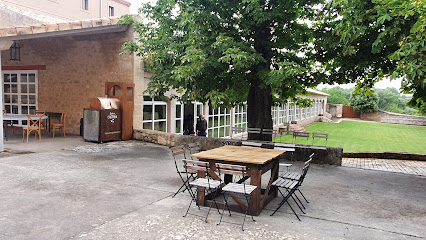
[293,131,310,141]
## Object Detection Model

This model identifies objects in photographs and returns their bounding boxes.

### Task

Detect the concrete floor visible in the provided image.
[0,133,425,239]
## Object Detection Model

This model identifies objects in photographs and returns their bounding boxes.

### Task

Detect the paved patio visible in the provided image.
[0,137,425,239]
[343,158,426,176]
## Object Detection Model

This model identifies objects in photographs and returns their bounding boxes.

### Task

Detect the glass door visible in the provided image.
[3,71,38,126]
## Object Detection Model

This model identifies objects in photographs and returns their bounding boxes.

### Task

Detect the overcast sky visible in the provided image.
[128,0,403,90]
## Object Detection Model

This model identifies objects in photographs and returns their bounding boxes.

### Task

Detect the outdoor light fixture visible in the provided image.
[10,41,21,61]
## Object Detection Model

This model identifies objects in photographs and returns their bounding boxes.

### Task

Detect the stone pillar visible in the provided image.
[132,53,144,131]
[0,41,13,152]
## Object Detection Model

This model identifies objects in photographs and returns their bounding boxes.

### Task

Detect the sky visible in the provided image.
[128,0,403,91]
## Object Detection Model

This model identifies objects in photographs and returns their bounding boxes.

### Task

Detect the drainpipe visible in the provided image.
[100,0,103,18]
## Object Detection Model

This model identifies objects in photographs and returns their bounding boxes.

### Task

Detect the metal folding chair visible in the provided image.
[169,146,196,198]
[231,126,245,139]
[182,159,222,223]
[270,158,312,220]
[216,163,257,231]
[274,142,296,162]
[221,139,242,146]
[262,128,277,142]
[188,142,202,159]
[279,153,314,204]
[241,141,262,148]
[246,127,261,141]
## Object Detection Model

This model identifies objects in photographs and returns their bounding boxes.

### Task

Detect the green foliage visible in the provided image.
[350,88,379,113]
[321,87,351,105]
[121,0,333,111]
[316,0,426,112]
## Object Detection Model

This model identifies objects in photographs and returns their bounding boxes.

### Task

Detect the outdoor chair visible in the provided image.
[183,159,222,223]
[188,142,202,159]
[270,155,313,220]
[169,146,196,198]
[221,139,242,146]
[262,129,277,142]
[274,143,296,162]
[279,153,314,204]
[34,110,47,130]
[231,126,245,139]
[51,112,67,138]
[312,132,328,146]
[22,114,44,143]
[246,127,261,140]
[216,163,257,231]
[241,141,262,148]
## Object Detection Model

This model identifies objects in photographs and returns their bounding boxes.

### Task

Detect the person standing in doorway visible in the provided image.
[196,114,208,137]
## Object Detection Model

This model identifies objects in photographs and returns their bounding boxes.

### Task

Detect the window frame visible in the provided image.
[142,96,168,132]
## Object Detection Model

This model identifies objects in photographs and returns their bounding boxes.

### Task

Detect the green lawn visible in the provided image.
[275,120,426,153]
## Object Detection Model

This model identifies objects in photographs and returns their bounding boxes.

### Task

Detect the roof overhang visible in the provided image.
[0,17,128,43]
[306,88,330,96]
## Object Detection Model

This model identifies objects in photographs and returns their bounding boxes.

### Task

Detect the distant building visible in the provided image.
[0,0,130,27]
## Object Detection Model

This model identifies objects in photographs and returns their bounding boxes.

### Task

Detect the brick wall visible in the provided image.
[1,30,135,134]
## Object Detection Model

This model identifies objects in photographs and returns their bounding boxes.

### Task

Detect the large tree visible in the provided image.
[121,0,327,140]
[315,0,426,111]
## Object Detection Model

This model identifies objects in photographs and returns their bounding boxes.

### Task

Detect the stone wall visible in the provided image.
[327,104,343,118]
[134,129,343,166]
[1,30,135,134]
[360,110,426,126]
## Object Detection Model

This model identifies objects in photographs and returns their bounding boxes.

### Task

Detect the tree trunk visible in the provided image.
[247,77,273,141]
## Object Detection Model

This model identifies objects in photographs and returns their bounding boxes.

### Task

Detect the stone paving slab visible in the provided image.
[342,158,426,176]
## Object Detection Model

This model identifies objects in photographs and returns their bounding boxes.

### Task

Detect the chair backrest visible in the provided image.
[247,127,261,134]
[3,109,6,115]
[182,159,209,174]
[262,129,276,136]
[188,142,201,159]
[26,114,43,129]
[299,153,315,185]
[241,141,262,148]
[60,112,67,125]
[215,163,247,177]
[221,139,242,146]
[170,145,187,172]
[34,110,46,115]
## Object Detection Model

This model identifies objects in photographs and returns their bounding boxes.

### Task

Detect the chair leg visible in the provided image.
[297,189,309,203]
[63,127,66,138]
[52,128,55,138]
[205,188,220,223]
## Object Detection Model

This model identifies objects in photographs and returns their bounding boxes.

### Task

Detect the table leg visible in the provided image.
[249,165,262,216]
[196,169,206,206]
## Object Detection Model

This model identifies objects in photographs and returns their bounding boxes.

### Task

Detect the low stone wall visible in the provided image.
[360,110,426,126]
[133,129,343,165]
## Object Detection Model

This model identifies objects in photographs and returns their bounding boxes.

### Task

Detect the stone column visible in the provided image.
[0,41,13,152]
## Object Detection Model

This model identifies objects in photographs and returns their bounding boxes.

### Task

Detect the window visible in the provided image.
[175,102,183,134]
[143,96,167,132]
[208,106,231,138]
[3,71,38,126]
[288,102,294,122]
[272,107,278,126]
[234,103,247,131]
[82,0,88,10]
[295,105,300,120]
[278,104,286,124]
[108,6,114,16]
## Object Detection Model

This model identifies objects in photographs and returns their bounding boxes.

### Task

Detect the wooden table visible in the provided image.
[191,145,285,216]
[3,114,48,141]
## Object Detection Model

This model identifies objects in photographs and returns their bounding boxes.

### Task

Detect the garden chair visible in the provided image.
[216,162,257,231]
[270,156,313,220]
[274,142,296,162]
[221,139,242,146]
[231,126,245,139]
[188,142,202,159]
[279,153,314,204]
[241,141,262,148]
[262,128,277,142]
[169,146,196,198]
[246,127,261,140]
[51,112,67,138]
[22,114,44,143]
[183,159,222,223]
[34,109,47,130]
